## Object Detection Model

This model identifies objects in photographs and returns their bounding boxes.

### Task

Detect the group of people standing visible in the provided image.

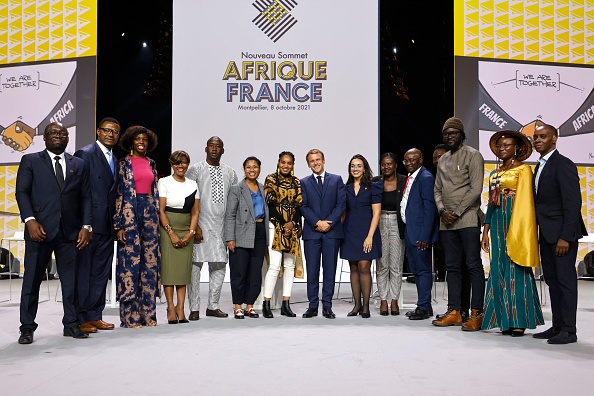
[15,116,586,346]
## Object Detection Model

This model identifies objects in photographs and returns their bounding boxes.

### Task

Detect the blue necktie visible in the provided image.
[107,151,115,175]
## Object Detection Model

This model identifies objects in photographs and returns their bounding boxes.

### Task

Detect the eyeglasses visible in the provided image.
[402,157,420,165]
[99,127,120,136]
[45,130,69,137]
[443,131,460,137]
[495,144,516,149]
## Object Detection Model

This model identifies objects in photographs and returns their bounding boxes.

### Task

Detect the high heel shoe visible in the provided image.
[391,300,400,316]
[361,310,371,318]
[347,307,362,317]
[281,300,296,317]
[262,300,273,318]
[380,301,389,316]
[167,309,179,325]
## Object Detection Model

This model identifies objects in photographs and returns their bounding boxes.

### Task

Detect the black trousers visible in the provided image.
[440,227,484,311]
[76,232,114,322]
[20,228,79,331]
[540,240,578,334]
[229,222,266,305]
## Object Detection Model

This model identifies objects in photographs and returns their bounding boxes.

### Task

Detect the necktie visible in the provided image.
[317,175,323,191]
[404,175,411,193]
[534,158,545,193]
[107,150,115,175]
[54,156,64,189]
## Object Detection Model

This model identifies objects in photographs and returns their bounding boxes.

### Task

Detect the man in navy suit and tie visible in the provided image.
[74,117,121,333]
[532,123,587,344]
[400,149,438,320]
[16,122,93,344]
[300,149,346,319]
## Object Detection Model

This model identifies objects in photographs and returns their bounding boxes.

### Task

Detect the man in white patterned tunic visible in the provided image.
[186,136,238,320]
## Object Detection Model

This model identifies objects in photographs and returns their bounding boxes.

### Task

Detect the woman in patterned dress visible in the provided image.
[114,126,160,328]
[261,151,303,318]
[481,130,544,336]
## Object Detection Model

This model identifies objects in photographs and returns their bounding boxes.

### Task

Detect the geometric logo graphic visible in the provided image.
[252,0,298,43]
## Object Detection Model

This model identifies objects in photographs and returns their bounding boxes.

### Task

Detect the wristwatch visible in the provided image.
[439,208,446,217]
[82,225,93,232]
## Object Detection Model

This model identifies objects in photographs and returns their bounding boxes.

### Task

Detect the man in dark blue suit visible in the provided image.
[400,149,438,320]
[74,117,120,332]
[532,123,587,344]
[300,149,346,319]
[15,122,93,344]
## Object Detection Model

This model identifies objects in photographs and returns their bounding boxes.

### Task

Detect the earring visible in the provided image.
[130,147,133,155]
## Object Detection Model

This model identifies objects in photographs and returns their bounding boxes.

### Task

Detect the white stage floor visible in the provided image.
[1,278,593,395]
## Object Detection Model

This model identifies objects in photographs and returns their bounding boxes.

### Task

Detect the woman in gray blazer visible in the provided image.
[224,156,269,319]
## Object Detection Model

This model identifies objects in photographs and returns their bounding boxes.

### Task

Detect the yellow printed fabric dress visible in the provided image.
[482,164,544,331]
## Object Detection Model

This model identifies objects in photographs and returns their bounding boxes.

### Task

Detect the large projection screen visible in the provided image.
[172,0,379,178]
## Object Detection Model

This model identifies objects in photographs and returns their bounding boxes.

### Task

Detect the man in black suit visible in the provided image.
[15,122,93,344]
[532,123,587,344]
[74,117,120,333]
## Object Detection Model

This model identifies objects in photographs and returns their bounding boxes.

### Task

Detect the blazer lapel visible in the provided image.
[94,142,113,177]
[40,150,61,188]
[536,151,557,196]
[241,181,256,220]
[63,153,74,187]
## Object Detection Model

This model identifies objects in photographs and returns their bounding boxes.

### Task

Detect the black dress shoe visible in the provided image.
[361,310,370,318]
[18,328,34,345]
[533,327,561,339]
[64,326,89,339]
[408,307,431,320]
[322,307,336,319]
[380,310,389,316]
[511,328,526,337]
[547,331,577,344]
[302,308,318,318]
[178,318,189,324]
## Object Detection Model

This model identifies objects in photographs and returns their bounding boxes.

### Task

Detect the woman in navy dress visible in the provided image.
[341,154,383,318]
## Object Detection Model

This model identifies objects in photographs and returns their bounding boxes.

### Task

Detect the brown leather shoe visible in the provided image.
[80,322,98,333]
[88,320,115,330]
[431,308,462,327]
[461,309,484,331]
[189,311,200,321]
[206,308,229,318]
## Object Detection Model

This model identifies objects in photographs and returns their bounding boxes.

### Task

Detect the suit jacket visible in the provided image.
[534,150,587,244]
[403,166,438,245]
[224,179,269,249]
[74,142,117,236]
[300,172,346,240]
[16,149,92,242]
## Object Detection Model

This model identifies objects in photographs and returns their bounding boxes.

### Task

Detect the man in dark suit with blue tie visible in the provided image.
[300,149,346,319]
[532,123,587,344]
[74,117,120,332]
[16,122,93,344]
[400,149,438,320]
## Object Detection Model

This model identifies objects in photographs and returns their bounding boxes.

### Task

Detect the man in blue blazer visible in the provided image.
[15,122,93,344]
[532,123,587,344]
[74,117,120,332]
[400,149,438,320]
[300,149,346,318]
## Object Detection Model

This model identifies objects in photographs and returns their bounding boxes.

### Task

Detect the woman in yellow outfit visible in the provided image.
[481,130,544,337]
